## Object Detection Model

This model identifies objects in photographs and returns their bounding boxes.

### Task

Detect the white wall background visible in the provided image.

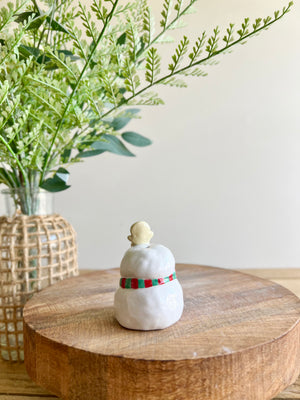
[2,0,300,270]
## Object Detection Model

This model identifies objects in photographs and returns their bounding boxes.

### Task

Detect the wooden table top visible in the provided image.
[1,268,300,400]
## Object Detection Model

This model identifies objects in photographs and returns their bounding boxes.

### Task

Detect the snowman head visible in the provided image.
[128,221,153,246]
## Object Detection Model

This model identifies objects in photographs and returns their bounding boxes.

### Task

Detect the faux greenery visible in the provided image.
[0,0,293,209]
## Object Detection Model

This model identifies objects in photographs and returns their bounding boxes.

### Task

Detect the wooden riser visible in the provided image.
[1,358,299,400]
[22,265,300,400]
[1,267,300,400]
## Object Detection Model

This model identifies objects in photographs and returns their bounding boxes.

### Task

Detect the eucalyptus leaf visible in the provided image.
[76,149,105,158]
[40,168,70,192]
[0,0,292,200]
[122,131,152,147]
[0,168,19,188]
[109,116,131,131]
[77,130,99,147]
[105,108,140,131]
[91,134,135,157]
[40,180,70,192]
[55,167,69,183]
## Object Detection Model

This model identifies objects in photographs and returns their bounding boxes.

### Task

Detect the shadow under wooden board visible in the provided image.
[22,264,300,400]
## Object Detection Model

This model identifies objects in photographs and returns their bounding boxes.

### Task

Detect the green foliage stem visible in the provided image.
[0,0,293,208]
[40,0,120,184]
[101,1,293,118]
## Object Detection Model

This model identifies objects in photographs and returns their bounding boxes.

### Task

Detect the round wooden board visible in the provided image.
[23,264,300,400]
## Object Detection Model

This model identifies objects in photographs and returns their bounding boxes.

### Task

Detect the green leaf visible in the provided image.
[61,148,72,162]
[160,0,172,29]
[108,117,131,130]
[142,6,153,46]
[174,0,184,16]
[55,168,69,183]
[20,47,79,69]
[160,77,187,87]
[105,109,140,131]
[14,11,38,23]
[122,131,152,147]
[40,168,70,192]
[91,134,135,157]
[117,32,126,45]
[205,26,220,56]
[36,53,52,65]
[145,47,161,84]
[47,17,74,37]
[15,10,73,36]
[188,32,206,63]
[133,91,164,106]
[168,35,189,72]
[0,167,19,188]
[27,14,48,30]
[19,44,41,59]
[76,149,105,158]
[35,50,79,68]
[57,49,81,61]
[40,180,70,192]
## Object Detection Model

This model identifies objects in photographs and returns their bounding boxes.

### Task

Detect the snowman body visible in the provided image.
[114,243,184,330]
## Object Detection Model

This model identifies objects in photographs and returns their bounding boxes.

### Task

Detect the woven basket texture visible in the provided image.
[0,213,78,361]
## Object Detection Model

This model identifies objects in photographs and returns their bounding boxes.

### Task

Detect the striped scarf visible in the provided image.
[120,272,177,289]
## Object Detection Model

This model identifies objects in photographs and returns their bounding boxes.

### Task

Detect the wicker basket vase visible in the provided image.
[0,189,78,362]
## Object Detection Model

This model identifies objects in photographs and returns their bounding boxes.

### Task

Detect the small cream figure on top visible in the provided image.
[127,221,153,246]
[114,221,184,330]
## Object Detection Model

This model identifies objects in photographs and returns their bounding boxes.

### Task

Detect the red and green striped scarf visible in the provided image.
[120,272,177,289]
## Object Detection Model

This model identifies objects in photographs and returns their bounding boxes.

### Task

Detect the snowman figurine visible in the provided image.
[114,221,184,330]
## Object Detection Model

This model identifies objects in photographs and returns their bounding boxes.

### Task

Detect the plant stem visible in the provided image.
[0,1,28,31]
[0,136,29,187]
[101,7,292,120]
[32,0,47,51]
[39,0,120,185]
[44,0,56,58]
[144,0,197,53]
[36,25,47,50]
[31,0,41,14]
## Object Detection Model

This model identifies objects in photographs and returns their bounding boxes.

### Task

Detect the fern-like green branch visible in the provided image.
[0,0,293,202]
[102,1,293,119]
[40,0,120,184]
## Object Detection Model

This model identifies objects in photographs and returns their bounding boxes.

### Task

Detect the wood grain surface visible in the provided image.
[22,264,300,400]
[0,267,299,400]
[1,359,299,400]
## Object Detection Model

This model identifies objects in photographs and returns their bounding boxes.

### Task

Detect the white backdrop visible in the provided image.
[1,0,300,270]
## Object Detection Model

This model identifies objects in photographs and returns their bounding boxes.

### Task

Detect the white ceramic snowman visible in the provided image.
[114,221,184,330]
